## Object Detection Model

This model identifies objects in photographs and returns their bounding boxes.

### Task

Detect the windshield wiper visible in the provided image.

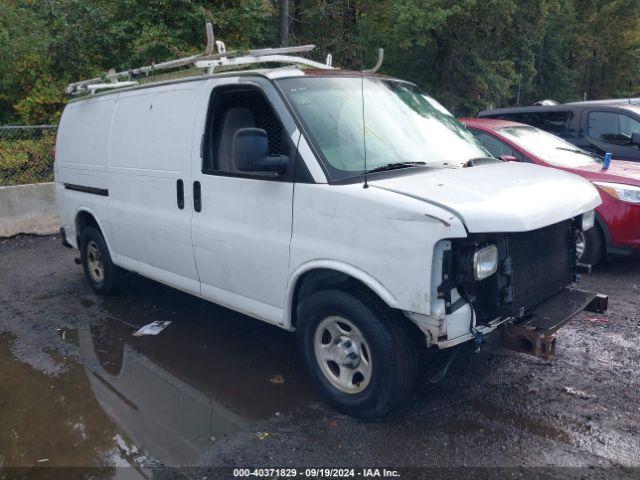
[366,162,426,174]
[556,147,602,161]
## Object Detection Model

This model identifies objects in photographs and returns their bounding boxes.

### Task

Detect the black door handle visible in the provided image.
[176,179,184,209]
[193,181,201,212]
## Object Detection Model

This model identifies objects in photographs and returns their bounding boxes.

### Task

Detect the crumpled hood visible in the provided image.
[370,162,601,232]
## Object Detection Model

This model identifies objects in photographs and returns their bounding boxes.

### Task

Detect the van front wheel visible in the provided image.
[297,289,416,419]
[80,226,122,295]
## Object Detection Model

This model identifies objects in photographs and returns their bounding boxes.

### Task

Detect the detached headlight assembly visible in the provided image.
[473,245,498,281]
[593,182,640,204]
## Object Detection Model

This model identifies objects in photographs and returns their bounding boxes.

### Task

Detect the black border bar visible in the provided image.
[64,183,109,196]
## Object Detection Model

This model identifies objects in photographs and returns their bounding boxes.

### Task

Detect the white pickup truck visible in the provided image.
[55,50,605,418]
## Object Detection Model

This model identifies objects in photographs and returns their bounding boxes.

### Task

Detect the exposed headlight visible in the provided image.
[582,209,595,231]
[473,245,498,280]
[593,182,640,204]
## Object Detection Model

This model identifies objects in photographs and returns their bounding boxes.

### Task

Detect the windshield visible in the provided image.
[278,77,490,180]
[496,126,601,168]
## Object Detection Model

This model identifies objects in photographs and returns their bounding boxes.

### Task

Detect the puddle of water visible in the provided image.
[69,307,315,466]
[93,276,316,421]
[46,276,315,467]
[0,335,148,478]
[3,274,317,470]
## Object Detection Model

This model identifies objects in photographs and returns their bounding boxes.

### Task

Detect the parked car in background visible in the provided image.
[478,100,640,162]
[462,118,640,264]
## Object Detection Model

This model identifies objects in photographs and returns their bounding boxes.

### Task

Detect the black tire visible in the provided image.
[296,289,417,419]
[579,225,605,266]
[79,226,123,295]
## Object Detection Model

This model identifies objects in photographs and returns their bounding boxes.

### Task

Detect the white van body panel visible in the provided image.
[285,182,467,326]
[371,162,601,233]
[55,96,114,249]
[107,84,200,295]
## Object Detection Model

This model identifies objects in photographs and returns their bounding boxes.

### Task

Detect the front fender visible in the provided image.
[283,259,398,330]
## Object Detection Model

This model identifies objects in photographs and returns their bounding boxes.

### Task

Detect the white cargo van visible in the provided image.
[55,45,606,418]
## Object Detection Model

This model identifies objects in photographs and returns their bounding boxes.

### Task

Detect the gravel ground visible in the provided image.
[0,235,638,480]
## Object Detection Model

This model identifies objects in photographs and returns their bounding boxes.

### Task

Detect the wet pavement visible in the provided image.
[1,235,639,479]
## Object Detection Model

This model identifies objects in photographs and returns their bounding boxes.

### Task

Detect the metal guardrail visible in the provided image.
[0,125,58,186]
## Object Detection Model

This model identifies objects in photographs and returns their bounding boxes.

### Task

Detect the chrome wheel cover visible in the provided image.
[86,240,105,284]
[313,315,373,394]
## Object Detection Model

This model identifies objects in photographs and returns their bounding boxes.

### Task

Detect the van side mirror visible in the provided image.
[500,155,518,162]
[233,128,288,174]
[631,131,640,147]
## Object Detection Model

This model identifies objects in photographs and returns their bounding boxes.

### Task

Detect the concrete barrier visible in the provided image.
[0,183,60,237]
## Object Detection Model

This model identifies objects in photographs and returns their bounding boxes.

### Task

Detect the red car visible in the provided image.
[461,118,640,264]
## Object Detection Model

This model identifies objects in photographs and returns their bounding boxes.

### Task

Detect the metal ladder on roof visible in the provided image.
[66,23,333,96]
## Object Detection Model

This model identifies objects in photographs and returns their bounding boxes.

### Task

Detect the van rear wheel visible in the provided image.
[296,289,417,419]
[80,226,122,295]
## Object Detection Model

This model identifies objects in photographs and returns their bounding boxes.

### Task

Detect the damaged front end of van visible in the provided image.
[392,197,609,362]
[428,218,608,361]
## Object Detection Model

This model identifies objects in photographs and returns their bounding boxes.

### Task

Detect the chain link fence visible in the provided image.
[0,125,57,186]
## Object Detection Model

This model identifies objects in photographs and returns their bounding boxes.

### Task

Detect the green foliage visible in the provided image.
[0,0,638,122]
[0,133,56,186]
[108,0,276,66]
[292,0,640,114]
[14,76,67,125]
[0,0,277,124]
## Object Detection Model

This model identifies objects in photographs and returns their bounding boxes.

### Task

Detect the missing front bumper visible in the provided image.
[496,287,608,360]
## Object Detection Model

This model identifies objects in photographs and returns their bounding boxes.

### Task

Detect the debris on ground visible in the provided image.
[132,321,171,337]
[255,432,270,440]
[36,458,50,463]
[585,316,609,325]
[563,386,594,399]
[114,434,139,455]
[269,374,285,384]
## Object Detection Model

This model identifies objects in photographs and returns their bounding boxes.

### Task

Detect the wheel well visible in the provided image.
[75,211,100,244]
[290,269,424,346]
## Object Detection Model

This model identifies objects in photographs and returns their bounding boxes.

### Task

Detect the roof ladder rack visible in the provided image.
[194,44,331,73]
[66,23,334,96]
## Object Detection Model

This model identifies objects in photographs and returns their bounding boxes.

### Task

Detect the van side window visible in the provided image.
[203,86,289,175]
[498,111,573,140]
[469,129,526,161]
[588,111,640,145]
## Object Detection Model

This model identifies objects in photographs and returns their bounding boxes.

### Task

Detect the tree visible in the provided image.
[0,0,277,124]
[278,0,289,46]
[1,0,638,123]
